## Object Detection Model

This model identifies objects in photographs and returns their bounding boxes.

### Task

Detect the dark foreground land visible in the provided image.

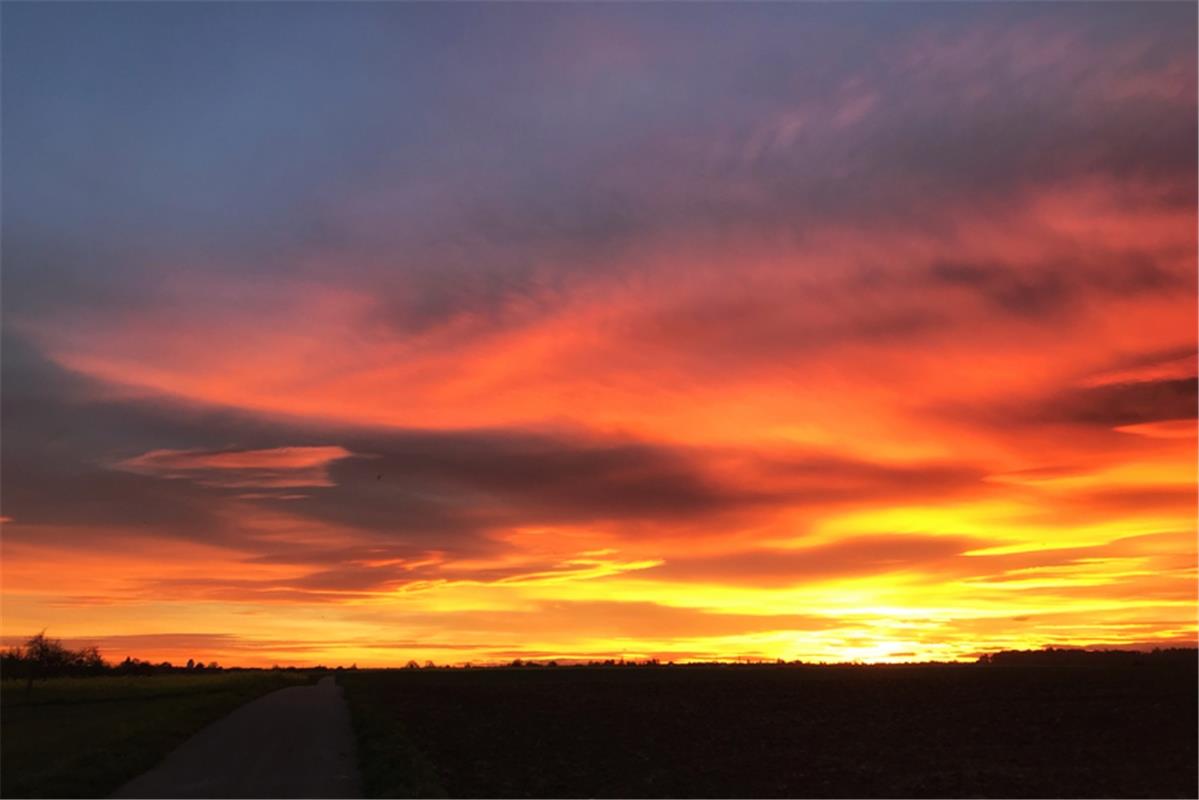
[341,660,1198,799]
[1,672,312,798]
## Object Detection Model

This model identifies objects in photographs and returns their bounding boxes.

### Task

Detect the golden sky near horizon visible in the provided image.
[2,3,1196,666]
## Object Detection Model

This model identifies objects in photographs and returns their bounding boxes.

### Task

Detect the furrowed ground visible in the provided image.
[1,671,311,798]
[341,661,1198,799]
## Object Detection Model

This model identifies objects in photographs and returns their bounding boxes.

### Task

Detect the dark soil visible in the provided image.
[342,661,1198,798]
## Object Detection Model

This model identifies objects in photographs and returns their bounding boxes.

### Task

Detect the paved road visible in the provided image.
[114,675,362,799]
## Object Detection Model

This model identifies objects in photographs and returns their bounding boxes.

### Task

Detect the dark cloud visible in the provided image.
[627,292,950,366]
[926,257,1187,319]
[1,334,314,544]
[1035,377,1197,427]
[1082,346,1197,378]
[327,434,766,523]
[288,431,992,552]
[941,345,1198,435]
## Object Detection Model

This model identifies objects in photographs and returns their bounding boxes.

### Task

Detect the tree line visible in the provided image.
[977,646,1197,665]
[1,632,223,683]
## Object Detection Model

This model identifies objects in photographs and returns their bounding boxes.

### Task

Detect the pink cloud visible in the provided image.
[114,446,356,489]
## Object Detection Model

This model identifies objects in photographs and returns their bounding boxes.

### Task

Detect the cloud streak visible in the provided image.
[114,446,357,488]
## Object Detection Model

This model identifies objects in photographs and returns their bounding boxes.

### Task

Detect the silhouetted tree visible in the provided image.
[24,632,72,690]
[75,645,105,675]
[1,646,24,677]
[3,633,112,689]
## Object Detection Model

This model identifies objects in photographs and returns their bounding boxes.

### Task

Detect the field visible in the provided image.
[1,671,311,798]
[341,662,1199,799]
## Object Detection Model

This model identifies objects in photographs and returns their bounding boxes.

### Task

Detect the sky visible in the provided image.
[2,2,1196,667]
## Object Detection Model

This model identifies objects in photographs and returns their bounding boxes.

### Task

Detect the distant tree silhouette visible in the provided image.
[117,656,154,675]
[1,632,109,691]
[75,645,105,675]
[26,632,72,677]
[978,647,1198,666]
[1,646,24,685]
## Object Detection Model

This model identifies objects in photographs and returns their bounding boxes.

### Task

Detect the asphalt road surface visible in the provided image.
[114,676,362,799]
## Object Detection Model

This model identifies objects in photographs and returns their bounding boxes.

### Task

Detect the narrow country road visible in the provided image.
[114,676,362,799]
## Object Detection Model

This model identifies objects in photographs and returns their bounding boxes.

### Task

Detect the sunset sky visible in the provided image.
[2,3,1196,667]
